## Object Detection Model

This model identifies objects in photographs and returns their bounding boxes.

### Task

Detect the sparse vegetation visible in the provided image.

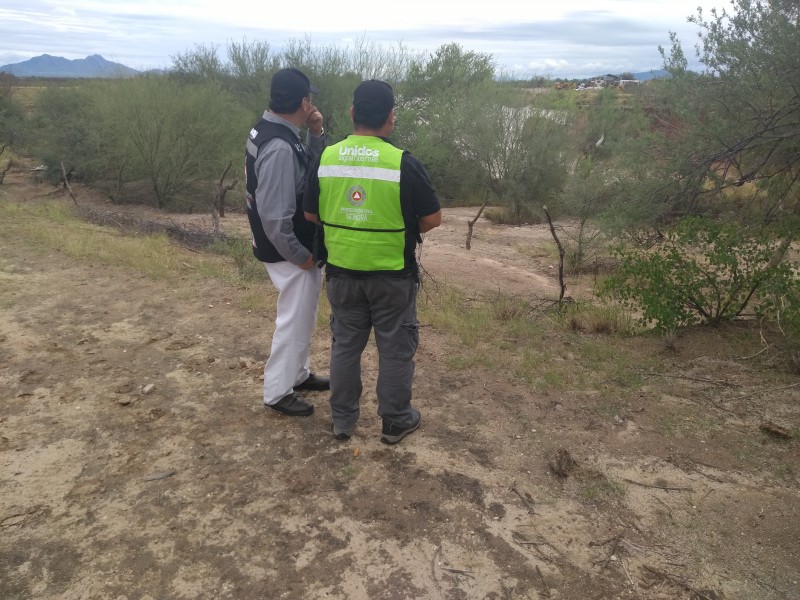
[7,3,793,350]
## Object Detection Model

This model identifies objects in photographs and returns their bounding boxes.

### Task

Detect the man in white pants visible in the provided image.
[244,68,330,416]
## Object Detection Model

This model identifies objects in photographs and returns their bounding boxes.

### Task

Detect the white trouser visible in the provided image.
[263,261,322,405]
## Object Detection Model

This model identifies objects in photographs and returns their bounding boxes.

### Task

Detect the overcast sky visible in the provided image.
[0,0,727,79]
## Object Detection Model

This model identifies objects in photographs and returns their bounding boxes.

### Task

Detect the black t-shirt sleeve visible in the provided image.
[302,155,322,215]
[400,152,441,219]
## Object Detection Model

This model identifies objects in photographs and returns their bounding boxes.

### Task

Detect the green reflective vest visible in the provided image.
[318,136,405,271]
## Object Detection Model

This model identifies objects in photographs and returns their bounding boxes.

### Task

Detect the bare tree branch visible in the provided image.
[543,205,566,305]
[214,160,238,218]
[60,162,78,206]
[465,188,490,250]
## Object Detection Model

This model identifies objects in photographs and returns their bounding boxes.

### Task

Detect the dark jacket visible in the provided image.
[244,118,317,263]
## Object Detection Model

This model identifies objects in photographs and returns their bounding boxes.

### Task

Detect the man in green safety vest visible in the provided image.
[304,80,442,444]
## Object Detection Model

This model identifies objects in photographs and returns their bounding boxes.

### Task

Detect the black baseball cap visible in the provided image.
[270,67,318,106]
[353,80,395,123]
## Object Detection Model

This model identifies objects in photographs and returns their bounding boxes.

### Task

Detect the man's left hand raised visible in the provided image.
[307,109,324,137]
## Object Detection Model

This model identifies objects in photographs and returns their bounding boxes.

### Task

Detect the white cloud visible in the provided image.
[0,0,724,77]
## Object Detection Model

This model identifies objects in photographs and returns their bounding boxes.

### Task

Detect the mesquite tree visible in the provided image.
[604,0,799,359]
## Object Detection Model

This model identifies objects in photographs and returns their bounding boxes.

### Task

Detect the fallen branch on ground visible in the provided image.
[642,565,719,600]
[737,381,800,400]
[510,485,536,514]
[639,371,741,387]
[622,478,693,492]
[535,565,551,597]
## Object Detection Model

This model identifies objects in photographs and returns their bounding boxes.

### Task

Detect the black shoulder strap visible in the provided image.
[248,119,308,167]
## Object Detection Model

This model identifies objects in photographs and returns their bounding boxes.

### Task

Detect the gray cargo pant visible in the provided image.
[326,275,419,432]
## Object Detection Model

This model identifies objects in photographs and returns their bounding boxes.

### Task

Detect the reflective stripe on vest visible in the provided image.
[318,136,404,271]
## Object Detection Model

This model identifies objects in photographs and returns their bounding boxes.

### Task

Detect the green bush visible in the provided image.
[757,259,800,369]
[105,76,249,208]
[30,85,107,183]
[601,217,798,333]
[28,77,250,209]
[0,80,25,149]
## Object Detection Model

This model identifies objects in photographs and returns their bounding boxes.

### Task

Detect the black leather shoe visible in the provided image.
[294,373,330,392]
[265,392,314,416]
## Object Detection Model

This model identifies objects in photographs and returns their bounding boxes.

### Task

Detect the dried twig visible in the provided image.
[642,565,718,600]
[737,381,800,400]
[432,547,474,580]
[592,535,622,570]
[736,345,770,360]
[707,399,744,417]
[589,534,622,547]
[639,371,741,387]
[143,469,176,482]
[441,567,474,578]
[511,486,537,514]
[431,546,440,583]
[512,532,561,563]
[623,478,693,492]
[535,565,551,597]
[650,494,676,520]
[621,559,636,591]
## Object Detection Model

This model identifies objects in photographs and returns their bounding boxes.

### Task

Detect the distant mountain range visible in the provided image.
[0,53,669,82]
[0,54,139,78]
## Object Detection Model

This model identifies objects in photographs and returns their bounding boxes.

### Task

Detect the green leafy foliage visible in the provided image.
[625,0,800,229]
[30,76,248,208]
[395,43,496,203]
[30,84,107,183]
[602,218,797,332]
[398,44,574,218]
[103,76,248,208]
[0,75,25,149]
[756,259,800,367]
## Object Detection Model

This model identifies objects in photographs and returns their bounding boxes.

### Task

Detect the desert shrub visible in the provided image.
[102,76,249,209]
[601,217,798,333]
[30,85,108,183]
[756,261,800,370]
[29,77,249,208]
[0,78,25,151]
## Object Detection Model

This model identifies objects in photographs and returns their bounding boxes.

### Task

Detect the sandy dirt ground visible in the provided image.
[1,178,799,600]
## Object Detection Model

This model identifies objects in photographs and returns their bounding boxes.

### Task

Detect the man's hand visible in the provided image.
[299,255,315,270]
[306,109,324,137]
